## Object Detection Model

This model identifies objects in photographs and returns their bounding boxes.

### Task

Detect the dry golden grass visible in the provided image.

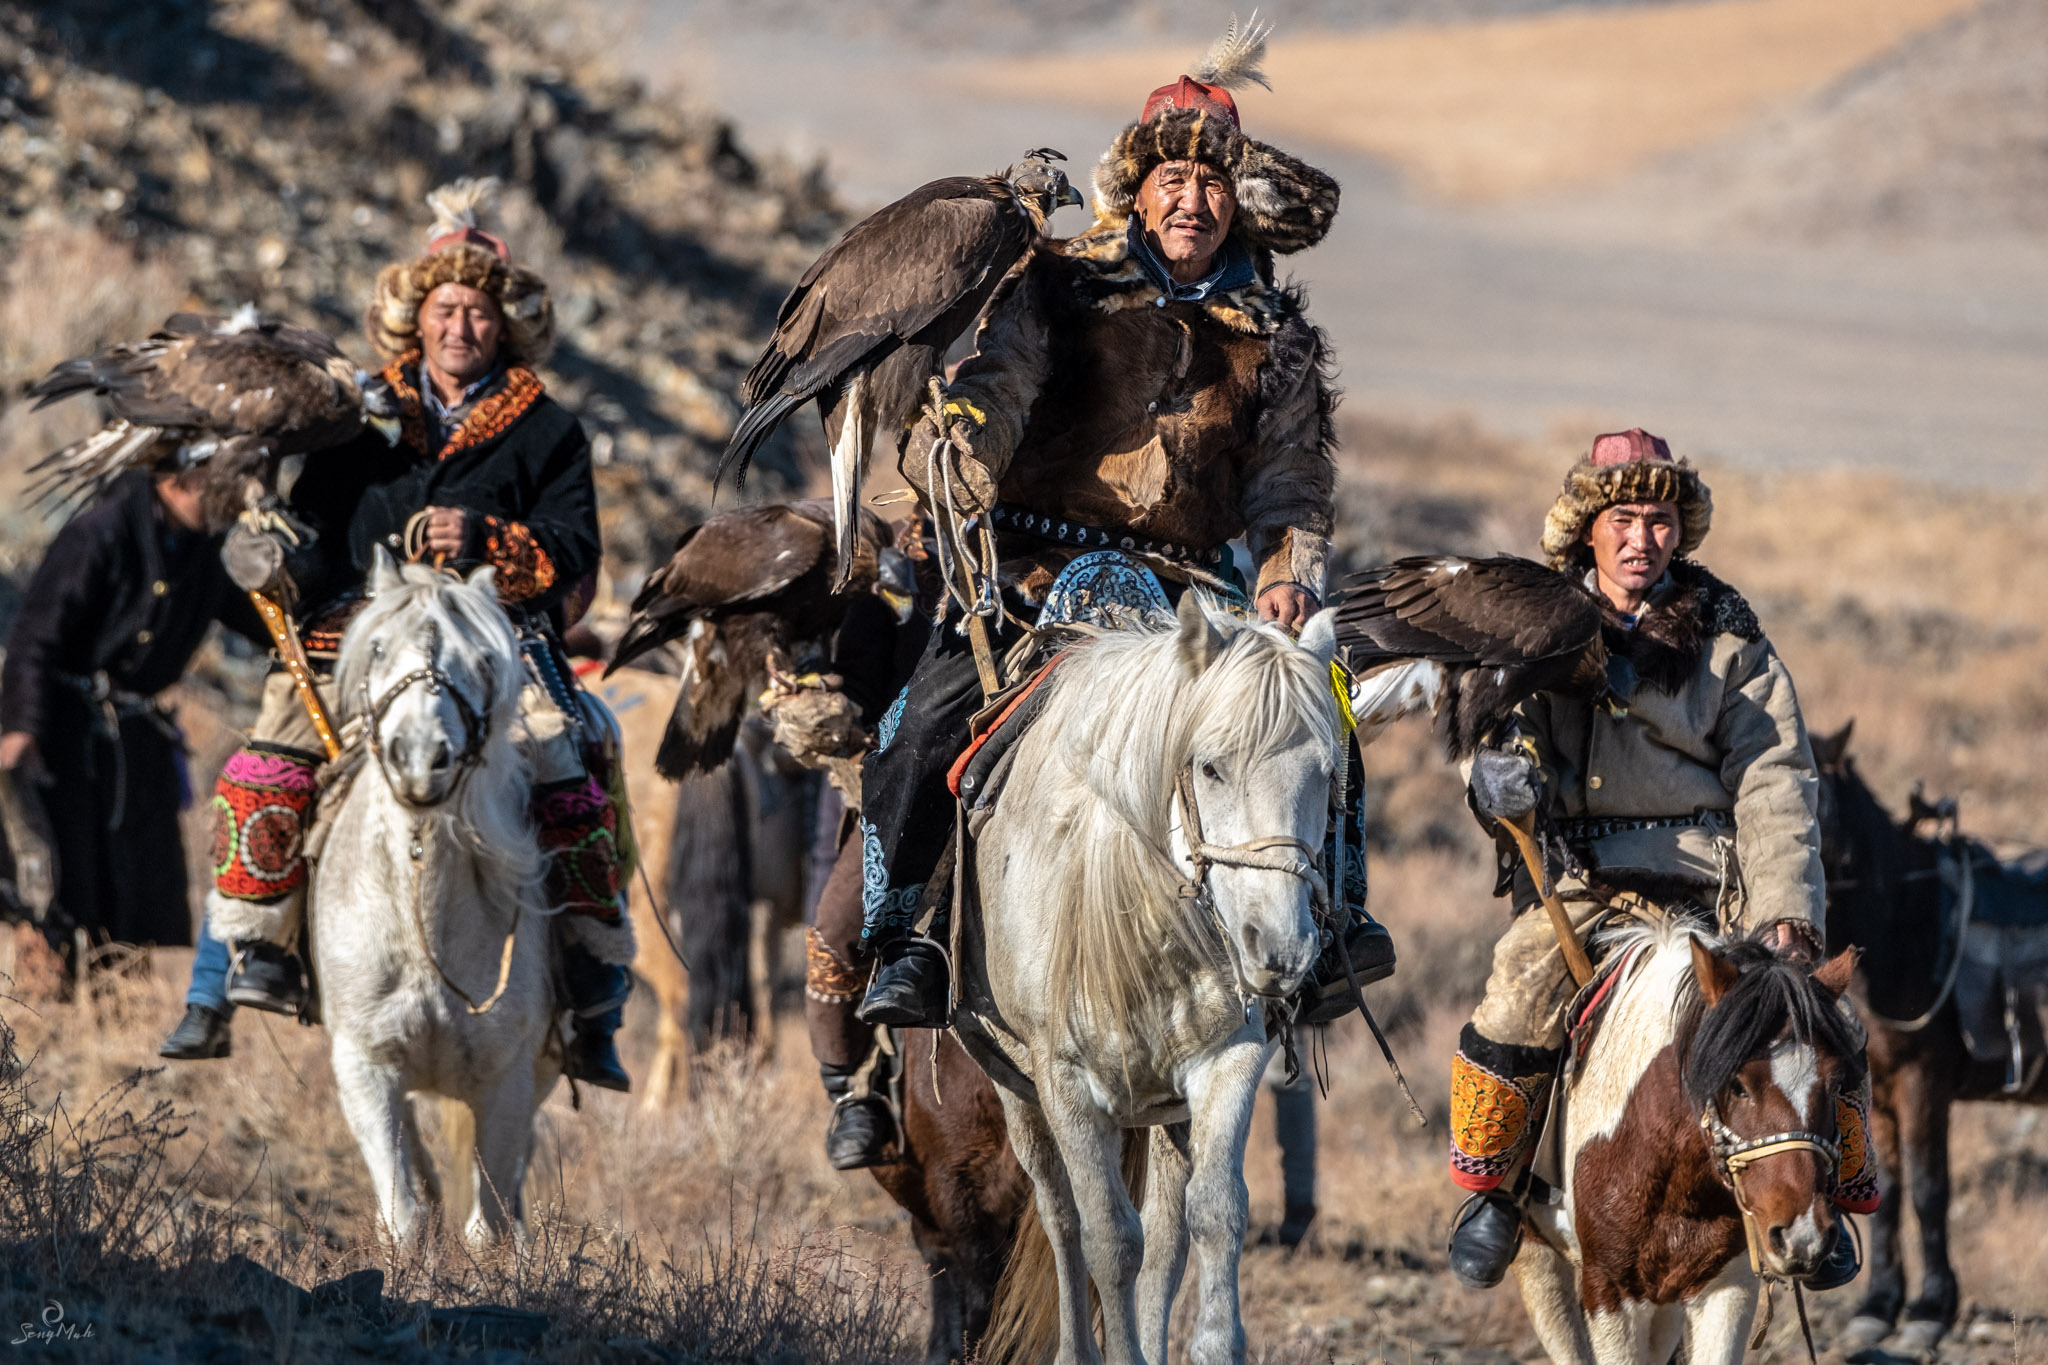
[956,0,1983,201]
[3,406,2046,1359]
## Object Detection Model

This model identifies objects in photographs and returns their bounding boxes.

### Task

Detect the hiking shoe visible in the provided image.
[1447,1192,1523,1290]
[226,941,306,1016]
[1802,1211,1861,1291]
[1296,914,1396,1025]
[159,1003,233,1060]
[825,1095,898,1170]
[857,938,950,1029]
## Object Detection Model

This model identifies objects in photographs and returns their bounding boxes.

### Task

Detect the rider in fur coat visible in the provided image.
[834,39,1392,1172]
[161,181,634,1090]
[1446,430,1879,1291]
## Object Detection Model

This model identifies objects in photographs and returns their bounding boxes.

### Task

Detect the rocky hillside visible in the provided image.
[0,0,846,579]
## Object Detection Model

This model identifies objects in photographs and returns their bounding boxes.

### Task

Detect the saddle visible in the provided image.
[946,645,1073,824]
[1945,840,2048,1090]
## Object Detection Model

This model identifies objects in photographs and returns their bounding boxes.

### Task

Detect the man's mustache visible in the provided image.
[1165,212,1216,231]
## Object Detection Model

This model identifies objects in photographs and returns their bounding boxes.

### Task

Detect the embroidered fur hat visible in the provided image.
[1093,16,1339,256]
[1539,427,1714,571]
[365,178,555,365]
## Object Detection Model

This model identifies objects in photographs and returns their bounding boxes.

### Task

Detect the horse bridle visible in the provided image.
[1171,760,1331,963]
[358,663,494,801]
[1698,1102,1840,1276]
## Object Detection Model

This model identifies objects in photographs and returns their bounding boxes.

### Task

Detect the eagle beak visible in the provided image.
[880,586,916,624]
[370,414,402,446]
[1057,183,1084,210]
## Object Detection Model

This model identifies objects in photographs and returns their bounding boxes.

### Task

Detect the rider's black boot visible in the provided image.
[159,1003,233,1060]
[1296,910,1397,1025]
[562,946,632,1092]
[857,937,950,1029]
[1803,1210,1862,1291]
[226,941,306,1016]
[821,1060,898,1170]
[1447,1192,1524,1290]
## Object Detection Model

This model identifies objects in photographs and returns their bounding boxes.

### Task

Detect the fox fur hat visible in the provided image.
[365,178,555,365]
[1093,15,1339,256]
[1540,428,1714,571]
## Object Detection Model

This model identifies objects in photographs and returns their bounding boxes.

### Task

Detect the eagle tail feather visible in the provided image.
[27,421,166,509]
[829,373,870,591]
[1193,11,1274,92]
[1346,659,1446,744]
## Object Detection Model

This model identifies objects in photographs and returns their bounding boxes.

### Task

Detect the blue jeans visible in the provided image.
[186,911,233,1014]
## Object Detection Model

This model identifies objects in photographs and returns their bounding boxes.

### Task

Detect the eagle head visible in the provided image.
[357,370,404,446]
[875,545,917,624]
[1007,149,1084,222]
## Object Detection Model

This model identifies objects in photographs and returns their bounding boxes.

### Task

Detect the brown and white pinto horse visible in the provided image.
[1516,917,1862,1365]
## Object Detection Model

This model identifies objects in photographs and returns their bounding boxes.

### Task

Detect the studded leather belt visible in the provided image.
[1559,810,1731,841]
[988,503,1225,568]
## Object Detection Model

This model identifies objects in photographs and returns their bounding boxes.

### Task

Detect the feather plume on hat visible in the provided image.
[1192,11,1273,92]
[365,177,553,363]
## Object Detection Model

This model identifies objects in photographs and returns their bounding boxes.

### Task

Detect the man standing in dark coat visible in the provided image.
[0,466,264,965]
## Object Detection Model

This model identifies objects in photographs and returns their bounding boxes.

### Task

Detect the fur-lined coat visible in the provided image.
[913,214,1336,601]
[1506,561,1824,933]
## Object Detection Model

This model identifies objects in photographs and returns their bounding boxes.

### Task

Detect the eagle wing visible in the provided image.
[25,311,364,516]
[1335,555,1607,755]
[719,176,1036,585]
[610,498,894,777]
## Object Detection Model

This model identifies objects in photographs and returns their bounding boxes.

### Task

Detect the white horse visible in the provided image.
[963,593,1341,1365]
[313,550,557,1245]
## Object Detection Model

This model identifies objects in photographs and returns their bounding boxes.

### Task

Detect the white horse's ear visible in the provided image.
[1176,590,1224,673]
[1297,608,1337,667]
[369,544,404,596]
[465,564,499,599]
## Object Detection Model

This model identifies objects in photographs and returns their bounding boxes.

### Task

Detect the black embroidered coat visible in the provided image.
[0,473,265,945]
[285,355,601,635]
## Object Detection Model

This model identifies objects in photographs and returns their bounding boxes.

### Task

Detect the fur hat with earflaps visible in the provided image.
[1540,427,1714,571]
[1092,13,1339,255]
[365,177,555,365]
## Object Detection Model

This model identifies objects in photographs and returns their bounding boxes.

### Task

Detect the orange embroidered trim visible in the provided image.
[805,927,865,1003]
[380,352,546,461]
[1834,1095,1868,1187]
[478,515,556,603]
[1450,1054,1535,1160]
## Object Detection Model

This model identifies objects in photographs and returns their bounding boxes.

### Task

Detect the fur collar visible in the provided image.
[1604,560,1761,694]
[1056,217,1292,336]
[382,351,546,461]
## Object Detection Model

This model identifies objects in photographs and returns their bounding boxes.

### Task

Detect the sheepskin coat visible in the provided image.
[912,214,1337,601]
[1508,561,1825,935]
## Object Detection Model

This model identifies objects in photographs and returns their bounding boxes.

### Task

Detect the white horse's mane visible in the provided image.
[1029,605,1339,1037]
[333,561,541,912]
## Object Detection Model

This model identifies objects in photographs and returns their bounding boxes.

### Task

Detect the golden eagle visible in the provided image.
[1334,554,1609,757]
[717,151,1083,583]
[26,307,397,533]
[607,498,917,778]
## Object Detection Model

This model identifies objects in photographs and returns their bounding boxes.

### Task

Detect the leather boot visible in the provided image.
[562,946,632,1092]
[159,1003,233,1060]
[1802,1211,1862,1291]
[1447,1192,1524,1290]
[857,937,950,1029]
[227,941,306,1016]
[821,1060,898,1170]
[1295,911,1397,1025]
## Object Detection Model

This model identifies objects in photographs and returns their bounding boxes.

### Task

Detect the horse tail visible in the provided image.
[980,1129,1150,1365]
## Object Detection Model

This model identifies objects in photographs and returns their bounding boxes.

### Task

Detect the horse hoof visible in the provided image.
[1894,1319,1948,1357]
[1840,1316,1892,1351]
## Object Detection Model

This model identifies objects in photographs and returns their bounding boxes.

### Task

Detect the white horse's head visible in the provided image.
[1169,592,1340,1000]
[338,547,525,808]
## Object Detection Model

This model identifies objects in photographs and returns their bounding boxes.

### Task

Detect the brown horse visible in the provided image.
[1515,917,1862,1365]
[1812,723,2048,1355]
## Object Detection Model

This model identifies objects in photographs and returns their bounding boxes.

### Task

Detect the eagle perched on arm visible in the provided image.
[1334,555,1610,756]
[717,151,1083,584]
[606,498,917,779]
[25,307,398,534]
